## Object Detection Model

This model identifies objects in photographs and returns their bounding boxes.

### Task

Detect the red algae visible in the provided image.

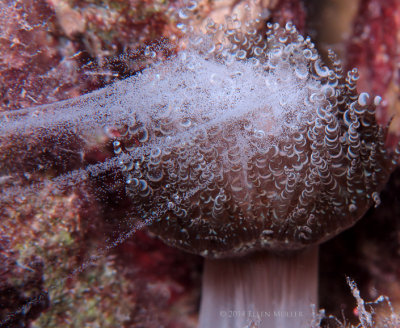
[346,0,400,136]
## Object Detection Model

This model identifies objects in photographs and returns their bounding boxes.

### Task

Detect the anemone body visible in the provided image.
[116,21,394,258]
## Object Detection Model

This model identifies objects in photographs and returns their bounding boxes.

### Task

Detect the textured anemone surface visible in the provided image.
[114,20,395,258]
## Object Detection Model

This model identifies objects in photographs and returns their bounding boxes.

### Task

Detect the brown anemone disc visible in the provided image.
[115,22,395,258]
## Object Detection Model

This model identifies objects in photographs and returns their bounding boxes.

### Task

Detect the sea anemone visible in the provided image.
[112,11,398,328]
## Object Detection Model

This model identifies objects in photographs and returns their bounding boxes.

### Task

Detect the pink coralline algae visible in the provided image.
[347,0,400,137]
[0,0,181,111]
[0,0,82,110]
